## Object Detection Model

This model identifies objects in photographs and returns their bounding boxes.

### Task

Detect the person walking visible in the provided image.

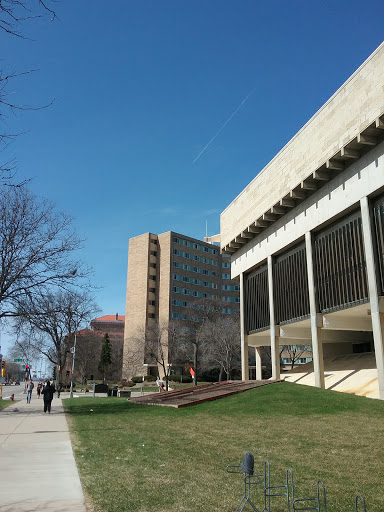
[41,379,55,413]
[26,379,34,404]
[37,383,41,399]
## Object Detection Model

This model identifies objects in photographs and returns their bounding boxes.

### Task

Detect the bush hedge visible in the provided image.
[118,379,135,388]
[132,375,157,383]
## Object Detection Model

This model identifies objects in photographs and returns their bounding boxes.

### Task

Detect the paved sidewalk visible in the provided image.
[0,397,87,512]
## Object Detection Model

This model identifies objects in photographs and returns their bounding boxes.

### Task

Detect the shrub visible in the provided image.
[118,379,135,388]
[132,375,157,383]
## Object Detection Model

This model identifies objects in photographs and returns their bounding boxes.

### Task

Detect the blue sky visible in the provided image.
[1,0,384,353]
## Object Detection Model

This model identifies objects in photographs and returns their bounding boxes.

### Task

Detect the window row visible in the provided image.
[222,262,231,268]
[281,358,312,364]
[172,261,218,277]
[173,249,218,266]
[222,296,240,303]
[222,284,240,291]
[222,308,236,315]
[222,273,231,279]
[172,274,218,289]
[172,299,213,310]
[172,286,217,299]
[173,237,218,254]
[172,309,236,320]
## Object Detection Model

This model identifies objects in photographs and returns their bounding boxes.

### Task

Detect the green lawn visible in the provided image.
[0,399,13,409]
[64,382,384,512]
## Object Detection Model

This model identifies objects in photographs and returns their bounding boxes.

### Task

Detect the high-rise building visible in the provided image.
[122,231,239,379]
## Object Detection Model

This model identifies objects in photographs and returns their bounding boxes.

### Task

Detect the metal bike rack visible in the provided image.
[226,452,265,512]
[226,455,368,512]
[263,460,291,512]
[287,469,327,512]
[355,495,367,511]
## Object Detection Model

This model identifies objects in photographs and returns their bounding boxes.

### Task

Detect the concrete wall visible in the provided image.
[221,42,384,248]
[231,140,384,278]
[122,233,151,379]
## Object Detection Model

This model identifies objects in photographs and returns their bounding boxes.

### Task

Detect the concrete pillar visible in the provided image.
[268,256,280,380]
[255,347,263,380]
[360,197,384,399]
[240,272,249,381]
[305,232,325,388]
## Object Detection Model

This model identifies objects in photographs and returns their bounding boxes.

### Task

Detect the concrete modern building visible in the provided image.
[122,231,240,379]
[220,43,384,398]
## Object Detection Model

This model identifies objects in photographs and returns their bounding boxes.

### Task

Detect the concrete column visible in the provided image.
[240,272,249,381]
[305,232,325,388]
[255,347,263,380]
[360,196,384,399]
[268,256,280,380]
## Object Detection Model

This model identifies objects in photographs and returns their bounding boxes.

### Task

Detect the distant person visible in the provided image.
[26,379,34,404]
[57,382,61,398]
[36,383,41,399]
[41,379,55,413]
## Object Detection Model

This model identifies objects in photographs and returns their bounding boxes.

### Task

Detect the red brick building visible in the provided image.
[65,314,125,384]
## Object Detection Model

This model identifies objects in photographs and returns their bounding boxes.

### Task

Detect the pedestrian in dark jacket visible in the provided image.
[41,380,55,413]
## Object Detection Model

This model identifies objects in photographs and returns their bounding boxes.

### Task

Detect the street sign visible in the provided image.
[13,358,23,362]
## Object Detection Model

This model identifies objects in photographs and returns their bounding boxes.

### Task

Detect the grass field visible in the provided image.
[64,382,384,512]
[0,400,12,410]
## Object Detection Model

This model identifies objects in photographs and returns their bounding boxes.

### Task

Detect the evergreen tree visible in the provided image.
[98,333,112,384]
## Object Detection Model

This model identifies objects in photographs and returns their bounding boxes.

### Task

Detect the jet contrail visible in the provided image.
[193,87,256,164]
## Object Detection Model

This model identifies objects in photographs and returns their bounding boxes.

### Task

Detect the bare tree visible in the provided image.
[0,69,54,185]
[0,1,57,38]
[109,334,123,382]
[0,1,58,185]
[182,298,225,386]
[74,330,102,384]
[4,360,22,380]
[0,186,91,320]
[122,331,147,382]
[280,345,312,370]
[15,289,99,385]
[201,316,241,381]
[8,337,39,367]
[143,321,170,390]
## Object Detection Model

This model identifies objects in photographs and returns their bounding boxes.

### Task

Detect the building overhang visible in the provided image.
[247,300,383,347]
[222,115,384,255]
